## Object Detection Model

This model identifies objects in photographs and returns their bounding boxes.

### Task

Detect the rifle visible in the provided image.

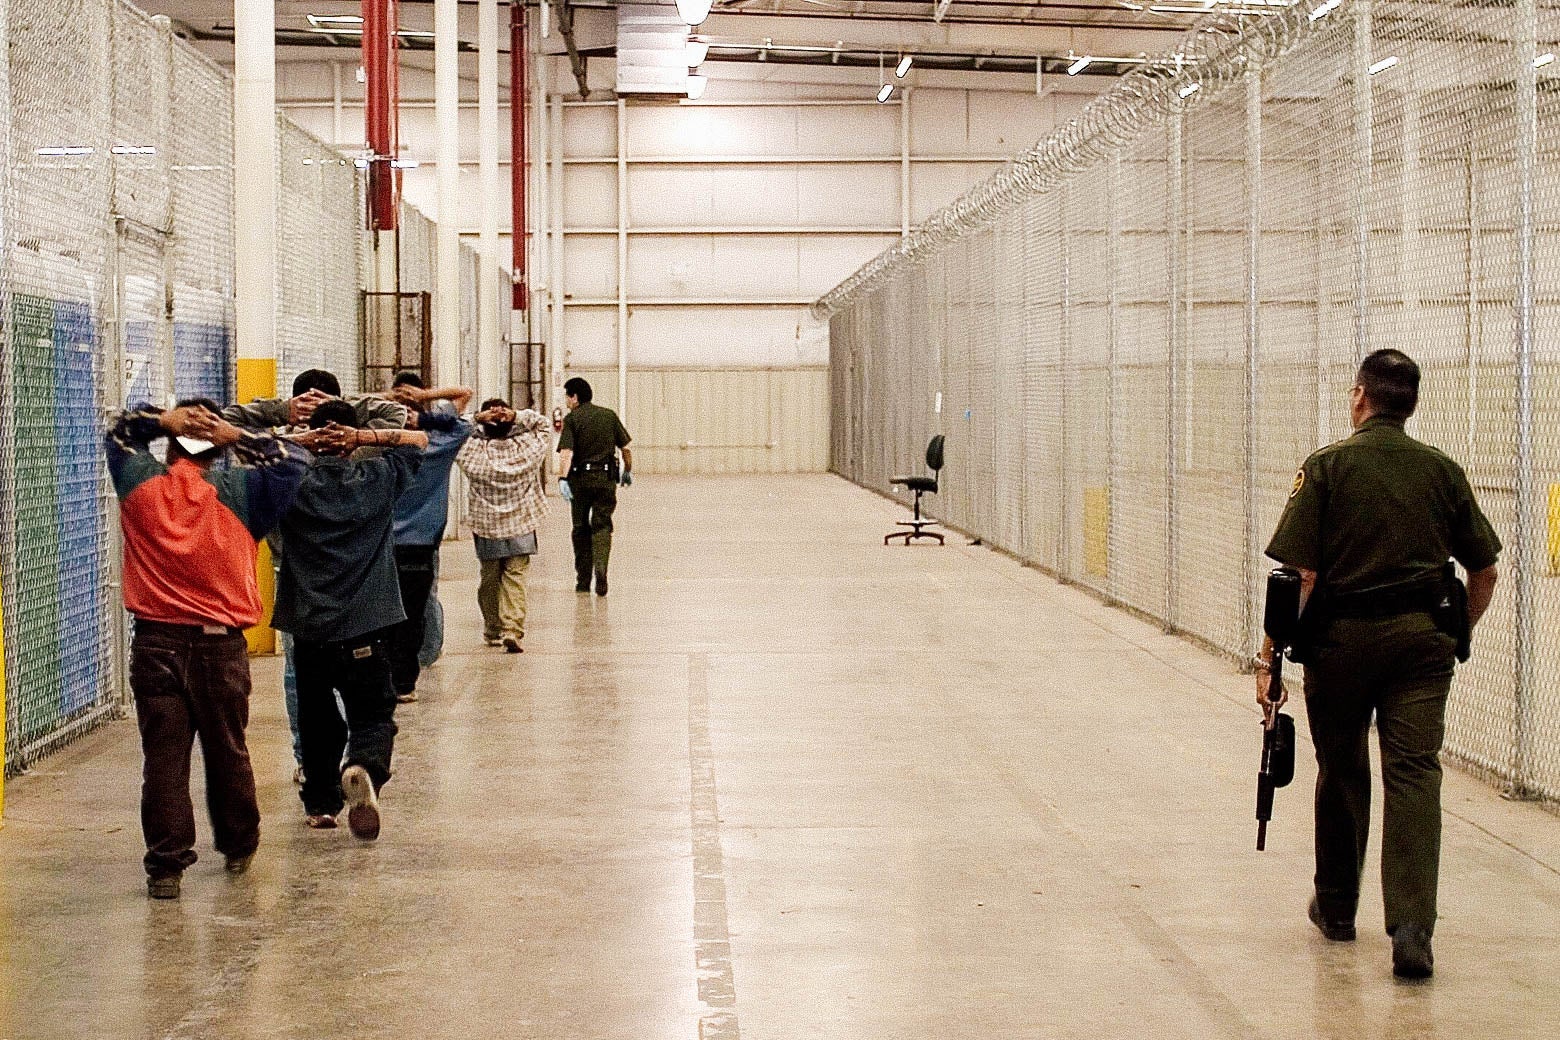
[1256,567,1300,851]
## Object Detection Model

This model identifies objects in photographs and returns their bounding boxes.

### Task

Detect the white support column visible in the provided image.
[332,61,344,147]
[900,90,912,238]
[1351,0,1372,361]
[435,0,462,385]
[617,98,629,417]
[550,94,566,397]
[234,0,277,384]
[1243,69,1263,657]
[479,0,501,400]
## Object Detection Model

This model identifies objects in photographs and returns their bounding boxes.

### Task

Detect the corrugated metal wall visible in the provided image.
[568,367,828,474]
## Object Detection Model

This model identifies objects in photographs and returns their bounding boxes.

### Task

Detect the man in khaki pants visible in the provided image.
[457,400,552,653]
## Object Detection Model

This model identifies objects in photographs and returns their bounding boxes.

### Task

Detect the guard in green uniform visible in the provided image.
[1259,349,1501,981]
[556,377,633,596]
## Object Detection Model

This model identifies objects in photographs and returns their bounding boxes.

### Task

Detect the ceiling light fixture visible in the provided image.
[687,74,709,101]
[896,55,913,78]
[1067,55,1093,76]
[877,83,894,103]
[1178,82,1201,99]
[391,158,420,169]
[687,40,709,68]
[306,14,364,27]
[1538,52,1556,69]
[1308,0,1342,20]
[1368,55,1399,75]
[675,0,713,26]
[36,146,93,156]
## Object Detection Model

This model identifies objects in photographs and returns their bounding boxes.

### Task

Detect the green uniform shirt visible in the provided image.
[1265,416,1501,593]
[558,401,631,473]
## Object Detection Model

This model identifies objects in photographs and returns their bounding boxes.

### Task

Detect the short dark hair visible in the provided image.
[392,370,424,389]
[167,397,224,462]
[480,397,509,412]
[292,368,341,398]
[563,377,592,403]
[308,399,359,430]
[1356,349,1420,420]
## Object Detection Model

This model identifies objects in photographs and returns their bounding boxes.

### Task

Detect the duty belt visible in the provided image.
[575,461,614,472]
[1327,578,1444,620]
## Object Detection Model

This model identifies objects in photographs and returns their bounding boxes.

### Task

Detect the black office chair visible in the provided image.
[885,435,946,546]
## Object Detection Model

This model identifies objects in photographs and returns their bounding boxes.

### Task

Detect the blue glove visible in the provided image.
[558,478,573,502]
[620,470,633,487]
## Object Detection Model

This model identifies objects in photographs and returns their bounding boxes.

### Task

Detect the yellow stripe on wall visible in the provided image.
[236,357,278,655]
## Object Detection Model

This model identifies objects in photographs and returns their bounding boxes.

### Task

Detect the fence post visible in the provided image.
[1167,113,1184,632]
[1352,0,1372,361]
[1243,69,1264,657]
[1059,182,1073,580]
[1512,0,1538,798]
[1108,153,1122,597]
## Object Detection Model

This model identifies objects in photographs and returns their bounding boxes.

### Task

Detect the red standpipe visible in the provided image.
[364,0,399,231]
[510,2,528,311]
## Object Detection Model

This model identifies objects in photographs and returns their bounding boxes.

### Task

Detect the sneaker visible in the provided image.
[305,813,338,829]
[147,874,181,900]
[224,852,255,875]
[484,637,503,647]
[396,690,419,703]
[1392,924,1434,980]
[342,765,381,841]
[292,765,305,786]
[1308,897,1356,942]
[594,571,608,597]
[503,637,523,654]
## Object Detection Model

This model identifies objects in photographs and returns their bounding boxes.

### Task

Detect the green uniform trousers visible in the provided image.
[569,474,617,584]
[1302,612,1456,936]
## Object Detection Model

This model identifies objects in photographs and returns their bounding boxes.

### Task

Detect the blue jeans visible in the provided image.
[282,630,302,767]
[419,551,444,668]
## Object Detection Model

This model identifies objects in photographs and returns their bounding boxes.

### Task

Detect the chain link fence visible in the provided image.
[1,0,479,773]
[823,0,1560,805]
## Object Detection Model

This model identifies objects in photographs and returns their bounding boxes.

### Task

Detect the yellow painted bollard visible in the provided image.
[1084,487,1110,579]
[237,357,278,655]
[1549,484,1560,577]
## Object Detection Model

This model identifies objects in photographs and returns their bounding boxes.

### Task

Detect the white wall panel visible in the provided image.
[626,307,824,367]
[798,235,900,296]
[626,165,717,225]
[628,235,800,298]
[564,236,618,299]
[911,161,1005,223]
[567,367,830,473]
[627,105,799,157]
[797,165,900,227]
[563,165,619,227]
[563,106,617,158]
[562,309,619,367]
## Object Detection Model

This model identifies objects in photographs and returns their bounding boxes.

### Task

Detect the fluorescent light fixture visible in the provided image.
[675,0,713,26]
[1538,52,1557,69]
[354,157,371,169]
[686,74,709,101]
[1118,1,1144,9]
[896,55,913,78]
[1178,82,1201,99]
[1368,55,1399,76]
[1308,0,1341,19]
[356,66,367,83]
[306,14,364,27]
[877,83,894,103]
[1067,55,1093,76]
[687,40,709,67]
[36,146,93,156]
[302,157,314,165]
[391,158,420,169]
[305,25,434,39]
[111,144,156,155]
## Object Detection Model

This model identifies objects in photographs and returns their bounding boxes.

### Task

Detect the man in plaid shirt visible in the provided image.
[456,399,552,653]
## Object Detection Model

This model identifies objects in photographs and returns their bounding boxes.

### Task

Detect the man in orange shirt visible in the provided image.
[108,399,312,899]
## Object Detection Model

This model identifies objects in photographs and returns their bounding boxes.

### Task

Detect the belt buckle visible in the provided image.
[201,624,228,636]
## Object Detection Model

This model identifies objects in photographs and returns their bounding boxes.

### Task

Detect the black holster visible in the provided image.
[1431,562,1472,663]
[1287,586,1328,666]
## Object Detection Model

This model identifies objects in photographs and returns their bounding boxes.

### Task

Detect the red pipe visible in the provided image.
[364,0,399,231]
[510,2,528,311]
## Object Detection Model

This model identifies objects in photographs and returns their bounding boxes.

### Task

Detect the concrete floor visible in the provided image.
[2,474,1559,1040]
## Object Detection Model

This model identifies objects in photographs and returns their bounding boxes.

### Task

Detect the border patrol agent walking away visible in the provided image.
[556,377,633,596]
[1259,349,1501,981]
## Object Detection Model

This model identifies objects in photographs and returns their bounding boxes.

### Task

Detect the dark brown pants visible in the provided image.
[130,621,259,879]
